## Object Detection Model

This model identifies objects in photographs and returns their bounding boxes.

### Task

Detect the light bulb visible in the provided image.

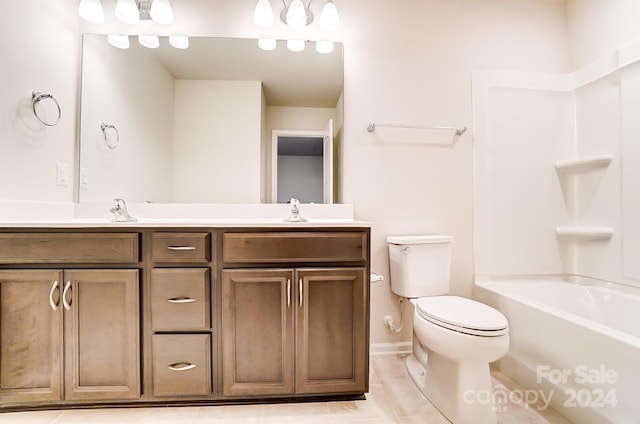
[78,0,105,24]
[319,0,339,31]
[258,38,277,51]
[107,34,130,49]
[253,0,274,28]
[316,40,334,54]
[138,35,159,49]
[287,39,305,52]
[169,36,189,49]
[115,0,140,24]
[150,0,174,24]
[286,0,307,28]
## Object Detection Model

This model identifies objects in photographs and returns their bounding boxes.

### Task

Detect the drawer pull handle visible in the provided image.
[167,297,196,304]
[49,280,59,311]
[62,281,72,311]
[168,362,196,372]
[167,246,197,251]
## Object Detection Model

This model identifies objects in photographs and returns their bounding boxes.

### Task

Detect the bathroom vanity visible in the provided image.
[0,218,370,410]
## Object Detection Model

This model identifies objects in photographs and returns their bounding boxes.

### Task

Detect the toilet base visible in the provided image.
[406,339,499,424]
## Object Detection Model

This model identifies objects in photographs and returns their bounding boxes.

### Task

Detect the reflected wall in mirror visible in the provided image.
[79,35,343,203]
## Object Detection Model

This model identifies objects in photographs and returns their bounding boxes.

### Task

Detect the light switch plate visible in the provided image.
[56,163,70,186]
[80,168,89,189]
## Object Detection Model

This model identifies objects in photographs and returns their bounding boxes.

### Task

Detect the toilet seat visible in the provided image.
[415,296,508,337]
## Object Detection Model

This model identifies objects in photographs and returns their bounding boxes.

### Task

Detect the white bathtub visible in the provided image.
[474,277,640,424]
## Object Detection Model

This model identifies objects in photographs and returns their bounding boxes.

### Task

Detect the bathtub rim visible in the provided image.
[474,274,640,349]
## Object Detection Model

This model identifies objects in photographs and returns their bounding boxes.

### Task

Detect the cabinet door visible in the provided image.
[295,268,368,394]
[63,269,140,401]
[221,269,294,397]
[0,270,63,404]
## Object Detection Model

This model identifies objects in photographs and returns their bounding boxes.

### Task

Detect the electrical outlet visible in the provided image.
[56,163,70,186]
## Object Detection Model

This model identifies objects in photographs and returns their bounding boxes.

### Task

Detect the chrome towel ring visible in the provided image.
[31,91,61,126]
[101,123,120,149]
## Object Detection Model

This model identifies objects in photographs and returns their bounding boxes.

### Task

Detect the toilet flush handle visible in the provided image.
[400,247,411,254]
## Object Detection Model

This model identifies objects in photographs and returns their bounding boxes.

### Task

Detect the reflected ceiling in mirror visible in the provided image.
[78,35,343,204]
[150,37,343,107]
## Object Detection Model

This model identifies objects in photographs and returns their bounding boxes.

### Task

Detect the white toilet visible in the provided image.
[387,235,509,424]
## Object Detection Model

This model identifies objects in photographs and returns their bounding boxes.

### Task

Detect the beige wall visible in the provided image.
[341,0,568,343]
[0,0,79,201]
[6,0,632,344]
[172,80,262,203]
[79,35,175,203]
[567,0,640,68]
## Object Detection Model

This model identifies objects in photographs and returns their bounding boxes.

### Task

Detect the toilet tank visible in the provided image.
[387,235,453,298]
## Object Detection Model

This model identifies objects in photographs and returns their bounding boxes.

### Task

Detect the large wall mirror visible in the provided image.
[78,35,343,204]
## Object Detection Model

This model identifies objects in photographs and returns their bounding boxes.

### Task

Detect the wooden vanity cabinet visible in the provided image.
[148,231,213,398]
[221,268,294,397]
[0,226,370,408]
[0,269,140,404]
[296,267,367,395]
[221,230,369,398]
[0,270,64,404]
[0,232,140,406]
[63,269,139,401]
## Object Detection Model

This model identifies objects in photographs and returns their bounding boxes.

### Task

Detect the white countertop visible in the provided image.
[0,218,371,228]
[0,201,372,228]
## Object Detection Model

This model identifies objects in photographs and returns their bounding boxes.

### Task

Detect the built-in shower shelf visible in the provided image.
[556,226,614,240]
[555,154,614,173]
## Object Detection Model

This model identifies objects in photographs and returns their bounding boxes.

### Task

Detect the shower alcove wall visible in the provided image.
[472,39,640,287]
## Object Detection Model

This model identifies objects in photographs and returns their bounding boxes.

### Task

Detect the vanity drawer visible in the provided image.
[151,232,210,263]
[151,268,210,331]
[222,232,367,264]
[0,232,139,264]
[152,334,211,397]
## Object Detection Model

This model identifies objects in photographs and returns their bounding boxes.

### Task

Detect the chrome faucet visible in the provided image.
[109,198,137,222]
[285,198,307,222]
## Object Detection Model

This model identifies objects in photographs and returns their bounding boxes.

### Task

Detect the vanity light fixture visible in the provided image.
[252,0,339,30]
[169,35,189,49]
[285,0,309,28]
[258,38,277,51]
[79,0,174,25]
[149,0,174,24]
[107,34,130,49]
[105,35,187,50]
[315,40,333,54]
[78,0,105,23]
[253,0,274,28]
[115,0,140,24]
[138,34,160,49]
[318,0,339,31]
[287,39,305,52]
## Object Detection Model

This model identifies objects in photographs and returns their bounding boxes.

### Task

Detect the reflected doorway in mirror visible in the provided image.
[271,119,334,204]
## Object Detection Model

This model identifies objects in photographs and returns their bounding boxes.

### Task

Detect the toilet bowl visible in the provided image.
[409,296,509,424]
[387,235,509,424]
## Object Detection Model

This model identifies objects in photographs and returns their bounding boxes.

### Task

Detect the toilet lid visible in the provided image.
[416,296,508,337]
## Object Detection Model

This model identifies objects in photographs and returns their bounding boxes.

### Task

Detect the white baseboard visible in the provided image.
[370,341,412,356]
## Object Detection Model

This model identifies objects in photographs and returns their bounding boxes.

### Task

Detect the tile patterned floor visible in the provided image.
[0,354,572,423]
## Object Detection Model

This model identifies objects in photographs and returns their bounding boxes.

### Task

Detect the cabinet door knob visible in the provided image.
[62,281,72,311]
[49,280,59,311]
[168,362,196,372]
[287,279,291,308]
